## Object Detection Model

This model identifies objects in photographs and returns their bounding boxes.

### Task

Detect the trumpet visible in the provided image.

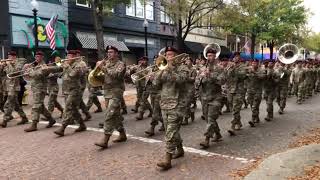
[6,56,83,79]
[0,59,14,62]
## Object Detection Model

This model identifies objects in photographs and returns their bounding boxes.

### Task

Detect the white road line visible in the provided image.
[39,121,255,164]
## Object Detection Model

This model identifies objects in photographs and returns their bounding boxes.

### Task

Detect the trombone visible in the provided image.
[130,53,188,83]
[6,56,82,79]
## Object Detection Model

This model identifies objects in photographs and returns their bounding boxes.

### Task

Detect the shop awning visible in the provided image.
[76,32,129,52]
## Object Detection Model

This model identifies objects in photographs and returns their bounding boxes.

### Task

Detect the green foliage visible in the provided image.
[303,33,320,53]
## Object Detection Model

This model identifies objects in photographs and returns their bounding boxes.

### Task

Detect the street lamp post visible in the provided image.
[143,19,148,57]
[31,0,39,52]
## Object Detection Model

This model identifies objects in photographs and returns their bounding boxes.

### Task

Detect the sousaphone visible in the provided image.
[203,43,221,59]
[278,43,299,64]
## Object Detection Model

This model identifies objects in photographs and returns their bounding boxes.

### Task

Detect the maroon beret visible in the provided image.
[139,56,148,61]
[206,48,217,55]
[165,46,178,53]
[8,51,17,56]
[35,51,44,56]
[106,46,118,52]
[67,50,77,55]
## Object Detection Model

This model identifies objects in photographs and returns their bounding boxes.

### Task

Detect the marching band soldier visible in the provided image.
[145,55,165,137]
[47,52,63,117]
[24,51,61,132]
[275,61,290,114]
[0,51,28,128]
[0,59,7,112]
[54,50,87,136]
[263,60,281,122]
[181,57,197,125]
[136,56,153,120]
[290,60,305,104]
[94,46,127,148]
[247,59,266,127]
[226,52,248,135]
[155,46,188,170]
[129,59,146,113]
[197,49,224,148]
[86,75,103,113]
[219,58,231,113]
[76,50,92,121]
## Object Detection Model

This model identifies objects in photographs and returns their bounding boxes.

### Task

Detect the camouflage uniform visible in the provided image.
[0,60,28,127]
[145,66,164,136]
[0,67,6,111]
[181,64,197,125]
[197,62,224,147]
[87,85,102,112]
[247,66,266,124]
[227,63,248,129]
[130,64,147,112]
[78,60,91,121]
[47,71,63,115]
[25,61,62,131]
[101,59,126,135]
[154,64,188,154]
[275,66,290,113]
[290,65,305,104]
[136,66,153,120]
[53,58,87,136]
[264,66,281,121]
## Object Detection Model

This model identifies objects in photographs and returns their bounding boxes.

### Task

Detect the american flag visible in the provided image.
[45,15,58,50]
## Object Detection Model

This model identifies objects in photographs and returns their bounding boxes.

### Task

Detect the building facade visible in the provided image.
[0,0,10,59]
[7,0,68,61]
[68,0,227,65]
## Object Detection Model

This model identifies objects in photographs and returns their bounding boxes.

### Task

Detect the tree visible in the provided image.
[214,0,308,59]
[161,0,224,52]
[90,0,131,59]
[257,0,308,59]
[303,33,320,53]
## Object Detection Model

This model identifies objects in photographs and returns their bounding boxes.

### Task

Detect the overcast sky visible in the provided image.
[304,0,320,32]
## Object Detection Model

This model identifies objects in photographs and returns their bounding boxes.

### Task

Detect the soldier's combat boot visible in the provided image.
[135,112,144,121]
[17,117,28,125]
[158,123,165,131]
[46,118,56,128]
[172,144,184,159]
[94,134,111,148]
[157,153,172,170]
[200,136,210,149]
[74,123,87,132]
[54,124,67,136]
[145,125,155,137]
[99,122,104,128]
[0,120,8,128]
[113,129,127,143]
[94,106,102,113]
[24,122,38,132]
[212,132,222,142]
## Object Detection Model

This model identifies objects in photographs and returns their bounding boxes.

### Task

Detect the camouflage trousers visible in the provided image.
[47,90,63,113]
[79,89,90,116]
[104,97,125,135]
[62,92,83,126]
[292,83,304,103]
[3,92,27,122]
[134,87,144,110]
[138,90,152,114]
[184,90,196,119]
[161,108,183,154]
[229,93,244,126]
[201,98,209,120]
[264,90,276,119]
[149,93,163,126]
[0,92,5,110]
[204,99,221,138]
[31,91,53,123]
[220,96,231,112]
[247,92,262,121]
[306,81,313,96]
[276,86,288,110]
[87,90,102,110]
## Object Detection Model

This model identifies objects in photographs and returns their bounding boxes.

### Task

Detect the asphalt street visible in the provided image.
[1,85,320,179]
